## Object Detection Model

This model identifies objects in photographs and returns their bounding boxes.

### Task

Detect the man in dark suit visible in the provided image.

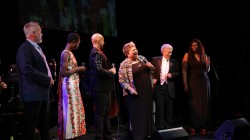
[151,44,179,130]
[16,21,54,140]
[89,33,116,140]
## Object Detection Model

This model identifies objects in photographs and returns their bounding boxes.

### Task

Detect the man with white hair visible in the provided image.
[151,44,180,130]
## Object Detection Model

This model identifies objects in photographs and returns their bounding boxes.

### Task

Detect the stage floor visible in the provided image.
[0,114,217,140]
[1,113,250,140]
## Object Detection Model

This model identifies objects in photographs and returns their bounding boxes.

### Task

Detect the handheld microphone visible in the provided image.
[111,63,116,75]
[81,62,85,66]
[137,55,148,63]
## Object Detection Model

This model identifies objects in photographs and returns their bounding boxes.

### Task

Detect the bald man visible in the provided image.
[89,33,116,140]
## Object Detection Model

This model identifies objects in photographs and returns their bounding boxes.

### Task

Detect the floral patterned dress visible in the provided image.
[58,50,86,139]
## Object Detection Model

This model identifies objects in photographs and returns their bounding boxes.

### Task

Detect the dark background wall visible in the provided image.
[1,0,249,122]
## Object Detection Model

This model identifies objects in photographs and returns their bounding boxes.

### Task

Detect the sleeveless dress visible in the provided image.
[187,54,211,129]
[58,50,86,139]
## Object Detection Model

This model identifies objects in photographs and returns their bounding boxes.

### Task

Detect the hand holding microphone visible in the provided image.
[206,56,210,65]
[206,56,211,72]
[137,55,155,70]
[110,63,116,74]
[146,62,155,70]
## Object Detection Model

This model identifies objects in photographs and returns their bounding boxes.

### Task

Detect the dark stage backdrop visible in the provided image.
[0,0,249,125]
[17,0,117,37]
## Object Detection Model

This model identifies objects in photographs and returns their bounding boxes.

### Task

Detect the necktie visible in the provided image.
[37,45,52,78]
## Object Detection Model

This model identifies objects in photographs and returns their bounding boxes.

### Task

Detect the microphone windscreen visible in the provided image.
[81,62,85,66]
[51,58,55,63]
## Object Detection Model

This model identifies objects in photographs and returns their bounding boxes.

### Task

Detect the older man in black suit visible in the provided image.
[16,21,54,140]
[151,44,179,130]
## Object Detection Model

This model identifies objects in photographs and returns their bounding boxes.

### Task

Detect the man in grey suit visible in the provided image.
[151,44,179,130]
[16,21,54,140]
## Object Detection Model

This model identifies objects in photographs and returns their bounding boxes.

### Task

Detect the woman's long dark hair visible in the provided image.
[188,38,206,64]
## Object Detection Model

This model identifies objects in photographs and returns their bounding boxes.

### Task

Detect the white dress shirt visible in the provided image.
[160,57,169,85]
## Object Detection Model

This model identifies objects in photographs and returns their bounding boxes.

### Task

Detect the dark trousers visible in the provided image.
[23,101,50,140]
[92,92,113,140]
[153,83,173,130]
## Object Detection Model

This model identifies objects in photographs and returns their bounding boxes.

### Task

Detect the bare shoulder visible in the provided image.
[182,53,188,61]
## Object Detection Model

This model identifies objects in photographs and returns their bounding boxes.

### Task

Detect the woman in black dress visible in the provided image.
[118,41,154,140]
[182,39,211,134]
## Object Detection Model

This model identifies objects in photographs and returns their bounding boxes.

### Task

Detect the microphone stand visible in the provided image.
[211,62,220,97]
[211,62,220,82]
[210,61,223,123]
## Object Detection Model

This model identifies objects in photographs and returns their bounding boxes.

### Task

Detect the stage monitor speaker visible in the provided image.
[214,118,250,140]
[150,127,189,140]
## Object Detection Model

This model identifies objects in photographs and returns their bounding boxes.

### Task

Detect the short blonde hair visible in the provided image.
[122,41,135,56]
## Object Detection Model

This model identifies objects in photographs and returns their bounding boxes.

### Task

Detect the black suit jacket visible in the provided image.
[88,47,115,93]
[151,56,179,98]
[16,40,51,101]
